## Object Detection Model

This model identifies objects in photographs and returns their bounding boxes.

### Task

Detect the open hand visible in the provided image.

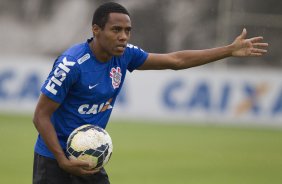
[231,28,268,57]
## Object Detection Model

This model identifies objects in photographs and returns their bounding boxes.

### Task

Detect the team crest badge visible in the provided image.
[110,67,122,89]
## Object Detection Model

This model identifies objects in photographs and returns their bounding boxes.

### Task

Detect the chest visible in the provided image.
[71,66,125,103]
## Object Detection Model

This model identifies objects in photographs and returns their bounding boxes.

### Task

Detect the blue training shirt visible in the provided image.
[35,38,148,159]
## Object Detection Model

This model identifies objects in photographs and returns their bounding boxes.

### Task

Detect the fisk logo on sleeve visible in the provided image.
[45,57,75,95]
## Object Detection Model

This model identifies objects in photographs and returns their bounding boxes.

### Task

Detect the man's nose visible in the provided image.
[118,31,129,41]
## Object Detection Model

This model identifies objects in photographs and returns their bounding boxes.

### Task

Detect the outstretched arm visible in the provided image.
[138,28,268,70]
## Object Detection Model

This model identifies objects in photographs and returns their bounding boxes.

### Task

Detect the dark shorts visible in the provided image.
[33,152,110,184]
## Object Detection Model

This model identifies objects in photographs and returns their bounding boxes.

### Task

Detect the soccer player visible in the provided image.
[32,2,268,184]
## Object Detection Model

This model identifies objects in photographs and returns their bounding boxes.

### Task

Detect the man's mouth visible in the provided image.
[117,44,126,48]
[116,44,126,51]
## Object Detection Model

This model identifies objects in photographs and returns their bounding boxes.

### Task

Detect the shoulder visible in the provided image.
[125,43,146,54]
[122,44,149,72]
[123,43,148,59]
[62,42,90,63]
[54,41,92,72]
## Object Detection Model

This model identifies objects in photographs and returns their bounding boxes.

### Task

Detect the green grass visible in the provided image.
[1,114,282,184]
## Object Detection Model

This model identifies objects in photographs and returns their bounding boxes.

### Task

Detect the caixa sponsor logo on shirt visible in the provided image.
[45,57,75,95]
[78,98,113,114]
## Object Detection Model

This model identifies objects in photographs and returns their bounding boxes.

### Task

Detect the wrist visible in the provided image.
[55,152,69,167]
[224,44,235,57]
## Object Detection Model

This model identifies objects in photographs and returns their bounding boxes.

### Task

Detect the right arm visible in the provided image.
[33,94,96,176]
[138,29,268,70]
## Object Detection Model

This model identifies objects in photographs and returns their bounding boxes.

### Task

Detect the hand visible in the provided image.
[231,28,268,57]
[58,156,100,176]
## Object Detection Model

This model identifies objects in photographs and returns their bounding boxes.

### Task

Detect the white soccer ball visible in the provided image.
[66,124,113,169]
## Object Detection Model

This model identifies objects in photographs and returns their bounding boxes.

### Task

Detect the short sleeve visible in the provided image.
[41,55,80,103]
[126,44,148,72]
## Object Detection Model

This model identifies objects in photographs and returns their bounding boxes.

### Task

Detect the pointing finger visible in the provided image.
[247,36,264,43]
[253,42,269,47]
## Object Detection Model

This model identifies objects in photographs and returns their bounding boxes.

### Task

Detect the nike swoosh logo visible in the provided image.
[89,84,98,89]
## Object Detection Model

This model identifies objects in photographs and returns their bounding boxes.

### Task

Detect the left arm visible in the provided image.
[138,28,268,70]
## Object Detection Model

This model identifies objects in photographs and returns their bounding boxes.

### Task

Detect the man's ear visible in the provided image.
[92,24,100,37]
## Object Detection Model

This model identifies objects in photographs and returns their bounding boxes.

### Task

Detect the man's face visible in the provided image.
[94,13,131,57]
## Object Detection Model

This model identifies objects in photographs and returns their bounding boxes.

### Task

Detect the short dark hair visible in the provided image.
[92,2,130,29]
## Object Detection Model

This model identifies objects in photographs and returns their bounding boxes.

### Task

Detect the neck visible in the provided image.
[90,38,112,62]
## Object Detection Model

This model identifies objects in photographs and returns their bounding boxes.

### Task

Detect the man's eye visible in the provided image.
[113,28,120,32]
[125,29,131,34]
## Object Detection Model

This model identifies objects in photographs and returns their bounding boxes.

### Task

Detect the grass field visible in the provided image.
[1,114,282,184]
